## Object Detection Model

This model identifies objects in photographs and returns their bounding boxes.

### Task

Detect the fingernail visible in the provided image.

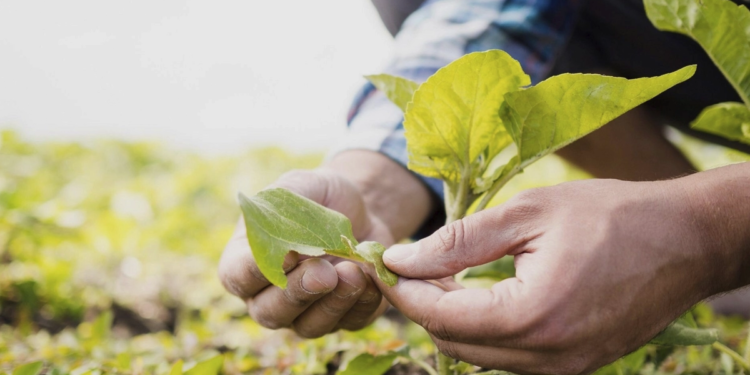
[383,244,415,264]
[301,271,334,294]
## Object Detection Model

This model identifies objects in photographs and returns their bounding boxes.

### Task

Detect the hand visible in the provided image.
[376,178,723,374]
[219,169,393,338]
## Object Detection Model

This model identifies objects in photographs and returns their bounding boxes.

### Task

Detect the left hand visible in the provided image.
[375,178,724,374]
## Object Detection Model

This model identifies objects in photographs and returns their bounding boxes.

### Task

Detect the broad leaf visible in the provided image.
[12,362,43,375]
[185,356,223,375]
[644,0,750,105]
[337,352,397,375]
[240,188,397,288]
[170,360,184,375]
[501,66,696,169]
[403,50,530,182]
[239,188,359,288]
[355,241,398,287]
[593,347,648,375]
[650,312,719,346]
[365,74,419,113]
[691,102,750,145]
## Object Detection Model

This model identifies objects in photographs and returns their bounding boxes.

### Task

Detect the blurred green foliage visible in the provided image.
[0,129,748,374]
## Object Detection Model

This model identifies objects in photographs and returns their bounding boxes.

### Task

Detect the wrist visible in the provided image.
[673,162,750,295]
[322,150,433,241]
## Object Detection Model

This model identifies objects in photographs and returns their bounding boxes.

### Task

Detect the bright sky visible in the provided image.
[0,1,394,154]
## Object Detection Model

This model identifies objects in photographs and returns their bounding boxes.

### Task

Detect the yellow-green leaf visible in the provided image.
[185,356,223,375]
[691,102,750,145]
[651,312,718,346]
[12,362,43,375]
[404,50,530,182]
[337,353,397,375]
[354,241,397,287]
[239,188,359,288]
[170,360,184,375]
[644,0,750,106]
[365,74,419,113]
[502,66,696,168]
[239,188,396,288]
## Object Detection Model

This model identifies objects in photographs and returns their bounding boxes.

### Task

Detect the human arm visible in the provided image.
[219,150,432,338]
[374,162,750,373]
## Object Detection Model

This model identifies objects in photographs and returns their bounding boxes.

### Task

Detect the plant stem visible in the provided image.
[474,166,521,212]
[745,321,750,363]
[408,357,440,375]
[712,342,750,371]
[437,175,473,375]
[437,352,455,375]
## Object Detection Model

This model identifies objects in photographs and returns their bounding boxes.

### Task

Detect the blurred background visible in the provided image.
[2,1,749,374]
[0,0,392,153]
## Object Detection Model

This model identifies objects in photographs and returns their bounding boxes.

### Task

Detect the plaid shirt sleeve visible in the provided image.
[330,0,583,207]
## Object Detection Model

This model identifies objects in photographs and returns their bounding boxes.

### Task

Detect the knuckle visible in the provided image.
[249,305,287,330]
[338,317,369,331]
[435,340,459,360]
[434,219,466,255]
[318,299,349,316]
[293,325,326,339]
[421,313,453,342]
[283,287,316,308]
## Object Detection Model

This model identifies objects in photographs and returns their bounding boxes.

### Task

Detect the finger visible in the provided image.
[429,336,544,375]
[249,258,338,329]
[291,262,367,338]
[337,270,386,331]
[383,196,541,279]
[374,271,528,346]
[219,220,299,299]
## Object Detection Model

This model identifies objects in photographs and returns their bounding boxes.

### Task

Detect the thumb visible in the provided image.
[383,208,526,279]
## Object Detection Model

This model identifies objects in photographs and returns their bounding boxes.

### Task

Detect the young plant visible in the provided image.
[645,0,750,146]
[240,48,706,374]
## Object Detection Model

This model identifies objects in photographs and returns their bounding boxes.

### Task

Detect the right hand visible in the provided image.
[219,169,394,338]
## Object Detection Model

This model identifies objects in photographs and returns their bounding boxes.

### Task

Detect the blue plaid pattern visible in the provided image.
[332,0,583,199]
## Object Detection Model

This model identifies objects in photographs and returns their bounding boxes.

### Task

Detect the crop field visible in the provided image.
[0,128,748,374]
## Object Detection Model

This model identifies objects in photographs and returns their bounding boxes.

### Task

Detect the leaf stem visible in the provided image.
[437,352,455,375]
[474,166,521,212]
[407,357,440,375]
[712,342,750,371]
[437,173,473,375]
[745,322,750,363]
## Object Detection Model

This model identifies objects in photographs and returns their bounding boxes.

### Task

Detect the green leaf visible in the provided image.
[403,50,530,182]
[463,256,515,280]
[12,362,43,375]
[185,356,223,375]
[501,66,696,169]
[651,312,719,346]
[365,74,419,113]
[354,241,398,287]
[240,188,359,288]
[337,352,397,375]
[91,311,113,342]
[691,102,750,145]
[170,360,184,375]
[593,347,648,375]
[239,188,396,288]
[644,0,750,106]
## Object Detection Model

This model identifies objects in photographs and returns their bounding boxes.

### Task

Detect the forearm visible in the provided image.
[323,150,433,241]
[557,102,695,181]
[680,162,750,293]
